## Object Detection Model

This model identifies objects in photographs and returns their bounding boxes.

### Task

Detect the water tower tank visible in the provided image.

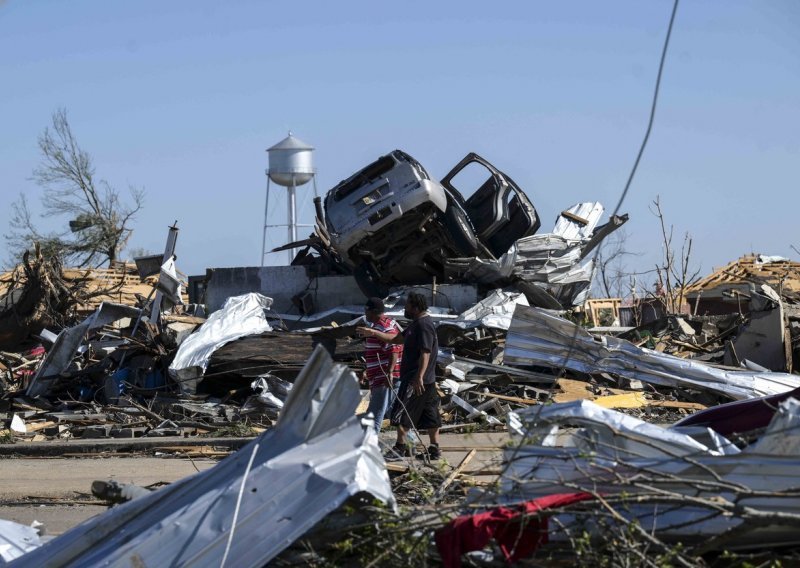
[267,133,315,186]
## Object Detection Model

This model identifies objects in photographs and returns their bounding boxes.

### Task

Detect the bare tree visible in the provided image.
[5,108,144,267]
[650,195,701,314]
[592,228,641,298]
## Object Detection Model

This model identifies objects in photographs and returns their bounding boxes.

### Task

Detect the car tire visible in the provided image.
[353,261,389,298]
[444,203,480,256]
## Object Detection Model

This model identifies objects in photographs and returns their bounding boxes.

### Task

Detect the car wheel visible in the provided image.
[353,261,389,298]
[444,203,480,256]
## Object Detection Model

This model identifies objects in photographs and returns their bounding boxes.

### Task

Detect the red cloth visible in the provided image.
[435,492,595,567]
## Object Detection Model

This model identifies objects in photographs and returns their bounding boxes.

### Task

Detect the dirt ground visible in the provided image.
[0,431,506,536]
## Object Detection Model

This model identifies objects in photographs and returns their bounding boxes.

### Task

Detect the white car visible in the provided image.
[322,150,541,296]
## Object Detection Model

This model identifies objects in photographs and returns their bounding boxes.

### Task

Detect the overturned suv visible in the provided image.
[322,150,541,296]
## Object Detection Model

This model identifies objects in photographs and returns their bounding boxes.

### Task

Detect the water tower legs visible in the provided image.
[261,177,271,267]
[287,174,297,264]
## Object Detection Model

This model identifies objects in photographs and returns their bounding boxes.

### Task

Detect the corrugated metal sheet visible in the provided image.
[496,398,800,547]
[12,346,395,567]
[504,304,800,399]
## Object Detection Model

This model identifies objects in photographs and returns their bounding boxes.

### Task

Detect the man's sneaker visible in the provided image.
[415,444,441,461]
[383,444,411,461]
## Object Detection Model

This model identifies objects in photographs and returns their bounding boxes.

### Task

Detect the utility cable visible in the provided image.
[610,0,680,219]
[558,0,681,377]
[499,0,682,491]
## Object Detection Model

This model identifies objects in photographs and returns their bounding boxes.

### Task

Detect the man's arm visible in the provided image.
[356,326,402,344]
[413,349,431,395]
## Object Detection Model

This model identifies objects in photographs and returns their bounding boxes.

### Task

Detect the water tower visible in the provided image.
[261,132,318,265]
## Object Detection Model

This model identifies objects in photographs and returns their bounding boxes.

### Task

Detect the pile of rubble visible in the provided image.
[3,152,800,565]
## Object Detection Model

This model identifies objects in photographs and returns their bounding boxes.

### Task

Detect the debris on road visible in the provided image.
[10,346,394,567]
[3,149,800,565]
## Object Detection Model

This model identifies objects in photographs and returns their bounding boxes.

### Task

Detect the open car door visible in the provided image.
[440,153,541,257]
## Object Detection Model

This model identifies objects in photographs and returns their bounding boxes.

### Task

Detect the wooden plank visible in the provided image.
[560,210,589,225]
[592,392,705,411]
[471,392,537,405]
[592,392,648,409]
[25,421,57,433]
[436,449,476,498]
[551,377,627,403]
[552,379,705,411]
[647,399,706,411]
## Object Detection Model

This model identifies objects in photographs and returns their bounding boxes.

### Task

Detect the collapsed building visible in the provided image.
[2,151,800,565]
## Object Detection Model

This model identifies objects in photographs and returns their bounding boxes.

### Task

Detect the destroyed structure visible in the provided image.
[3,153,800,565]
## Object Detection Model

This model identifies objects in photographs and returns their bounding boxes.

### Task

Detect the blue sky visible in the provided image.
[1,1,798,289]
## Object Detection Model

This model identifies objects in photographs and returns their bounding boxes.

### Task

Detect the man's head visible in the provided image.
[364,297,385,323]
[404,292,428,320]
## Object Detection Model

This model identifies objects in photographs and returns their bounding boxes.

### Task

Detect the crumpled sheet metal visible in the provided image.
[244,374,293,411]
[504,304,800,400]
[513,202,606,278]
[498,397,800,546]
[510,203,627,308]
[0,520,43,564]
[463,245,518,284]
[26,302,141,398]
[552,202,605,240]
[438,289,529,331]
[13,346,395,567]
[453,203,623,310]
[156,256,183,308]
[507,399,738,460]
[169,293,273,394]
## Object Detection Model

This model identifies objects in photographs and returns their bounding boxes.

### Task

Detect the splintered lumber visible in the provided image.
[551,377,627,403]
[24,421,57,433]
[472,392,538,406]
[436,449,477,498]
[648,399,707,410]
[592,392,649,409]
[592,392,706,411]
[355,392,370,415]
[553,378,706,410]
[154,446,231,457]
[384,462,409,474]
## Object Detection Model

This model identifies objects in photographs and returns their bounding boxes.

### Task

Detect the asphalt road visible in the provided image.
[0,456,217,534]
[0,430,506,537]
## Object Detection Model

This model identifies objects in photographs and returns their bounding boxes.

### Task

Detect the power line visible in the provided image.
[611,0,680,218]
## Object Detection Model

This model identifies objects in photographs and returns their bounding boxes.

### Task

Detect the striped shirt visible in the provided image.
[364,315,403,388]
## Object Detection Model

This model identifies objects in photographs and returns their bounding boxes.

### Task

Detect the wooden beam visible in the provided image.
[436,449,477,498]
[560,210,590,225]
[471,392,538,406]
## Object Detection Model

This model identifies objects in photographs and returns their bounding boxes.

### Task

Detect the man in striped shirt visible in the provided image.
[358,297,403,432]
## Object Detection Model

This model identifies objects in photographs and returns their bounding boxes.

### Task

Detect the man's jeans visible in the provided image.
[367,382,398,432]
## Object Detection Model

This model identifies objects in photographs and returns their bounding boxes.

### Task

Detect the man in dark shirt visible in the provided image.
[360,292,441,460]
[394,292,441,458]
